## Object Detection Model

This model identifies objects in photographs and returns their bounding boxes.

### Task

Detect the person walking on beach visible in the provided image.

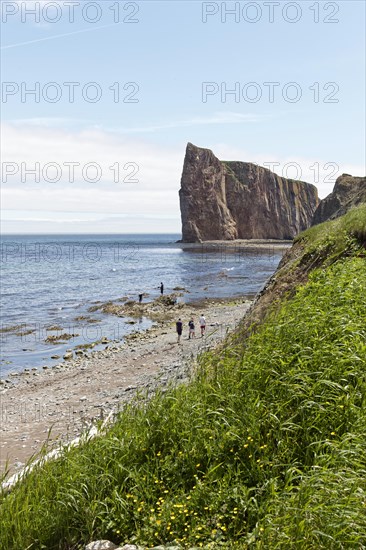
[176,318,183,344]
[199,314,206,337]
[188,318,195,339]
[160,282,164,295]
[138,293,143,303]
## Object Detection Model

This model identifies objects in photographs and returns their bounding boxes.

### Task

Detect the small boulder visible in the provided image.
[85,541,118,550]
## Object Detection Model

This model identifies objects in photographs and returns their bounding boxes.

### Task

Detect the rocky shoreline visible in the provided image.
[0,296,252,477]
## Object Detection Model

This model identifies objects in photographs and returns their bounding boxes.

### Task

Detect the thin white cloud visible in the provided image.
[1,21,128,50]
[114,111,271,133]
[1,1,127,48]
[7,112,270,134]
[9,117,91,129]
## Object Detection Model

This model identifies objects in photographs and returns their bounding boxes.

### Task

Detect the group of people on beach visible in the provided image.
[176,315,206,344]
[137,283,206,344]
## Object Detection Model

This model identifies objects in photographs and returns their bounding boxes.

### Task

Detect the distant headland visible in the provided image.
[178,142,365,243]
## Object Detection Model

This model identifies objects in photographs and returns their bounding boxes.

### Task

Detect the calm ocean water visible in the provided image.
[0,234,288,376]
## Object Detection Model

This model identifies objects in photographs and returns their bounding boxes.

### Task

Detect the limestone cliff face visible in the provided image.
[179,143,319,242]
[312,174,366,226]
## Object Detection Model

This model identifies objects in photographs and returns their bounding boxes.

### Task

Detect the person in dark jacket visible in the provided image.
[176,318,183,344]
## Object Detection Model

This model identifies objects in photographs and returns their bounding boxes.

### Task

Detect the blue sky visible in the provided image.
[1,0,365,233]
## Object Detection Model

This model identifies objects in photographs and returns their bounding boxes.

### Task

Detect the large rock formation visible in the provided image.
[312,174,366,225]
[179,143,319,242]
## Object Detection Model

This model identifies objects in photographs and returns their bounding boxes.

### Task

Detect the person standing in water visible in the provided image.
[199,314,206,337]
[176,318,183,344]
[160,282,164,295]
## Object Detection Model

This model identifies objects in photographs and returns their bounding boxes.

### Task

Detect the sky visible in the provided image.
[1,0,365,234]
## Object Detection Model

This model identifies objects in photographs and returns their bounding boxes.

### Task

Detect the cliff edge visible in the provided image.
[179,143,319,242]
[312,173,366,225]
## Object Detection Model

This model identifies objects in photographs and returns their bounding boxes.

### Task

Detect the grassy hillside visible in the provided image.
[1,207,365,550]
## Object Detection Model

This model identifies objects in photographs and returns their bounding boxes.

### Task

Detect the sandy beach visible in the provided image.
[0,297,252,477]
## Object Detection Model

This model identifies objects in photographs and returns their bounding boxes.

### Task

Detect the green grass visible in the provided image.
[294,203,366,267]
[1,208,366,550]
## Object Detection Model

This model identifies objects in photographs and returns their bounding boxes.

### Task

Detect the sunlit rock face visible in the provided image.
[179,143,319,242]
[312,174,366,226]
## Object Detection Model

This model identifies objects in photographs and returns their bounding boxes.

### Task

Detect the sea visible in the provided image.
[0,234,289,377]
